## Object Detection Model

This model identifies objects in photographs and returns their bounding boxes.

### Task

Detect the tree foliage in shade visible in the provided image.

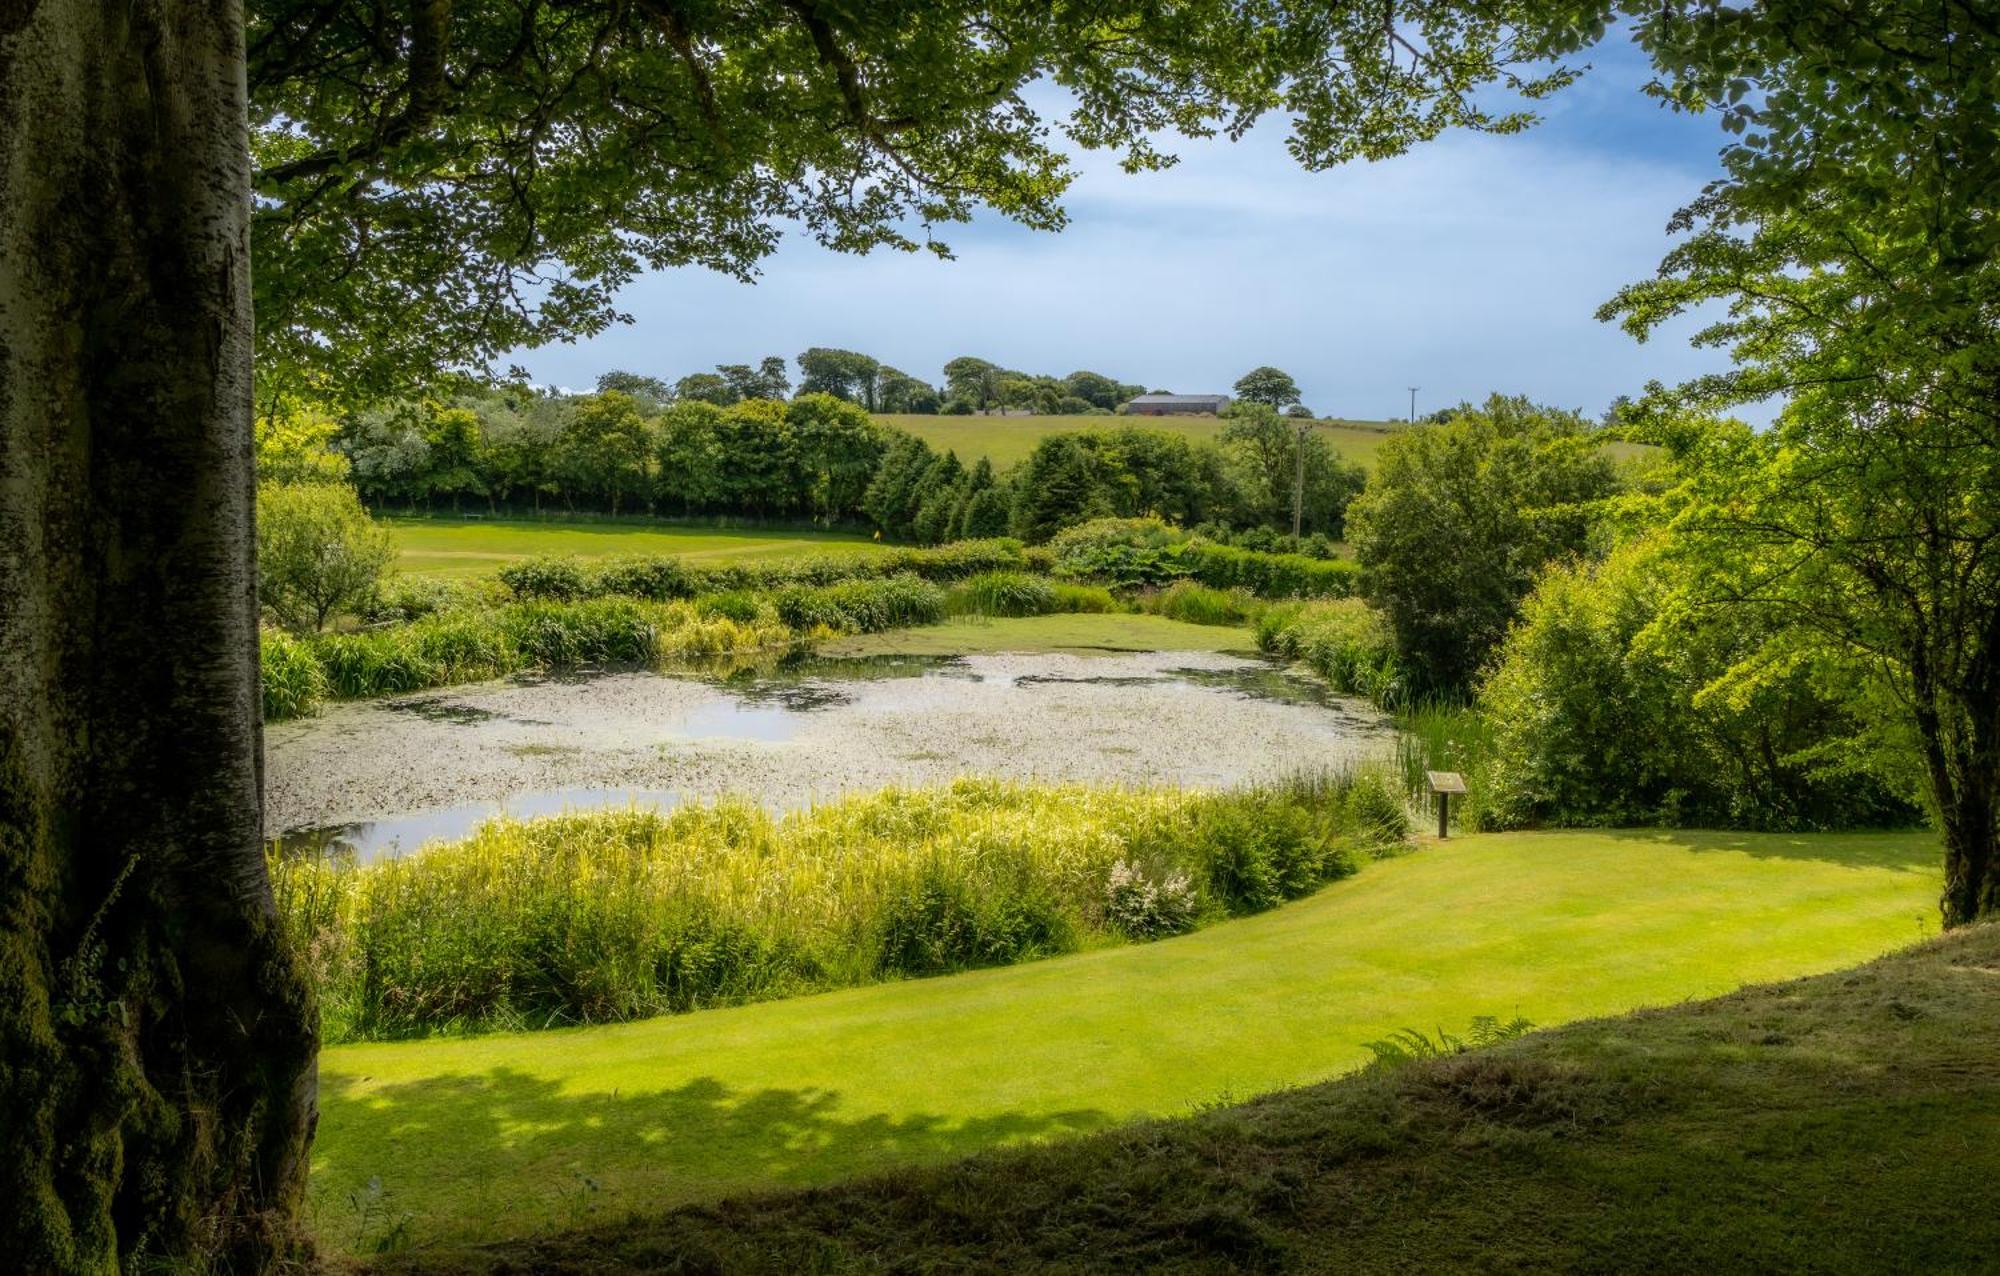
[256,482,396,632]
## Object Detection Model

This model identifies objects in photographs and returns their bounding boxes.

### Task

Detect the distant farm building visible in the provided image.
[1125,393,1229,416]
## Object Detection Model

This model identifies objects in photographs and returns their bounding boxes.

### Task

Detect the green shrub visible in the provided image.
[1179,541,1357,599]
[260,628,328,720]
[1050,517,1357,598]
[776,574,946,633]
[1477,540,1918,832]
[880,539,1036,582]
[594,556,700,601]
[874,868,1072,977]
[1050,583,1119,613]
[1102,860,1199,940]
[364,575,476,624]
[499,556,592,601]
[693,591,772,624]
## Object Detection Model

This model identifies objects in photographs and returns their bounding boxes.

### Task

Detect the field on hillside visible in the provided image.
[877,412,1408,470]
[385,516,887,578]
[878,412,1655,472]
[308,827,1937,1251]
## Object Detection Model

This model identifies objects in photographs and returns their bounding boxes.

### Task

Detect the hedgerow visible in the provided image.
[1049,517,1358,598]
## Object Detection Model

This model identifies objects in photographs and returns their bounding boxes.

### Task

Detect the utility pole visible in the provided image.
[1291,416,1308,542]
[1407,386,1420,423]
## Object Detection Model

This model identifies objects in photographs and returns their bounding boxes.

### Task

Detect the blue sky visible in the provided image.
[515,33,1745,424]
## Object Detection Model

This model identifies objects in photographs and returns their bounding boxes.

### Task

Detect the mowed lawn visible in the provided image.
[877,412,1407,470]
[308,827,1939,1252]
[385,516,889,578]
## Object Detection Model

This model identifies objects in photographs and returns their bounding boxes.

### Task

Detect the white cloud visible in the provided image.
[513,92,1746,425]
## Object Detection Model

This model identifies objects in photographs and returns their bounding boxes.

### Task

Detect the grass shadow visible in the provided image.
[312,1064,1112,1252]
[1593,826,1938,872]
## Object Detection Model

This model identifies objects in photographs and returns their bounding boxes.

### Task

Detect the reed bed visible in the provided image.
[261,576,960,720]
[1138,580,1264,627]
[274,774,1410,1043]
[1257,598,1406,706]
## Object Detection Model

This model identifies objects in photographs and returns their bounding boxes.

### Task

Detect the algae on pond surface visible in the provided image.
[267,648,1394,860]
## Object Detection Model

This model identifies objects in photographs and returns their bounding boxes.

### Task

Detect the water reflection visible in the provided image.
[276,650,1385,864]
[276,786,688,860]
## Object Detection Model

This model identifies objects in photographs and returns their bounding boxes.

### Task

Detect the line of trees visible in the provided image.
[587,350,1163,417]
[320,386,1367,542]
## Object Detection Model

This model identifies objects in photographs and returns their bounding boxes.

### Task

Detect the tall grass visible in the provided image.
[260,627,329,719]
[273,774,1409,1042]
[1393,700,1496,829]
[1138,580,1262,627]
[944,572,1120,618]
[1257,598,1405,706]
[264,600,797,719]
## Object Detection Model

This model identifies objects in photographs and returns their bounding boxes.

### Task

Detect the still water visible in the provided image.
[268,650,1392,861]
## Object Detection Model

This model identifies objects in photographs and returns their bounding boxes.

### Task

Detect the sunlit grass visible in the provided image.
[385,516,889,578]
[309,825,1940,1252]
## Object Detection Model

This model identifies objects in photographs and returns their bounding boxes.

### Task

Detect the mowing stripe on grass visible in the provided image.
[310,828,1938,1252]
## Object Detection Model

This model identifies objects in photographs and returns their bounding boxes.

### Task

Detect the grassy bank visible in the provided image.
[276,776,1405,1043]
[357,916,1998,1275]
[308,827,1939,1252]
[385,516,889,579]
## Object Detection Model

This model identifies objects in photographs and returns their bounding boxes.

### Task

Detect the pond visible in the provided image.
[265,649,1394,860]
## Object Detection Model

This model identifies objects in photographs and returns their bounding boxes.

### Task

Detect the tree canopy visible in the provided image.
[1600,0,1999,925]
[1233,366,1303,409]
[243,0,1591,399]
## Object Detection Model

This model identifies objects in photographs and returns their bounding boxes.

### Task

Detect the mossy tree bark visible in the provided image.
[0,0,317,1270]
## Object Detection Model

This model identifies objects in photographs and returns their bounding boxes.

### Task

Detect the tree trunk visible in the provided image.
[1939,699,2000,928]
[0,1,317,1271]
[1940,789,1997,928]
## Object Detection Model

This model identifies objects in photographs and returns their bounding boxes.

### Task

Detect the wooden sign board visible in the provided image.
[1426,771,1468,795]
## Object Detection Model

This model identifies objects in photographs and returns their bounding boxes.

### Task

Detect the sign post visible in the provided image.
[1426,771,1467,838]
